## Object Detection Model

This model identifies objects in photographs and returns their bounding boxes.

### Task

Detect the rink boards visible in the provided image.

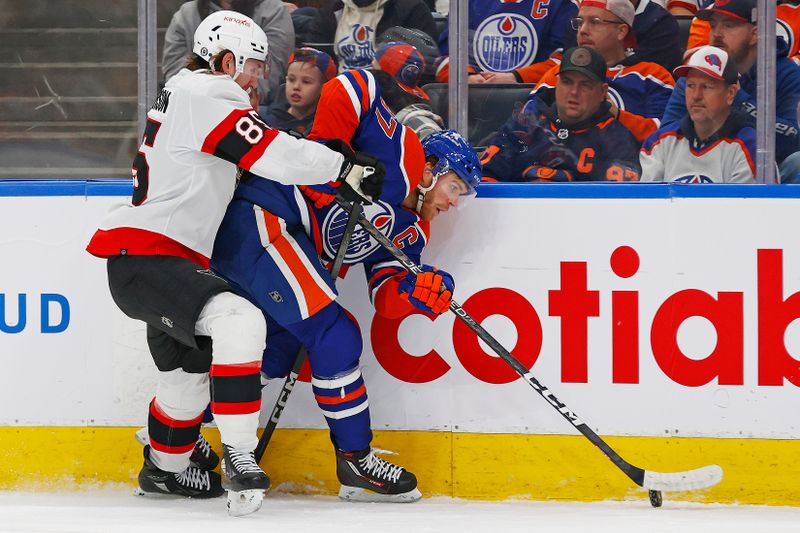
[1,181,799,505]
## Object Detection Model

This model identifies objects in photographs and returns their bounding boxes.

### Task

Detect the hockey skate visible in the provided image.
[220,445,271,517]
[135,427,220,471]
[137,445,225,498]
[336,448,421,503]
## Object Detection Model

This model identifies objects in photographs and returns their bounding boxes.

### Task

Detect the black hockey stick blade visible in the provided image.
[254,198,363,465]
[337,196,724,493]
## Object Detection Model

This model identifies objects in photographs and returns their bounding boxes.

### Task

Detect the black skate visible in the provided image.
[137,445,224,499]
[135,427,219,471]
[336,448,421,503]
[220,445,271,517]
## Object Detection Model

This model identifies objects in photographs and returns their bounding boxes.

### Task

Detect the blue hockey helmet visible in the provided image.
[421,130,482,195]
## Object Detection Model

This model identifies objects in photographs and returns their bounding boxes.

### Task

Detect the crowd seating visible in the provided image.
[0,0,183,179]
[675,15,694,57]
[1,0,770,181]
[423,83,535,148]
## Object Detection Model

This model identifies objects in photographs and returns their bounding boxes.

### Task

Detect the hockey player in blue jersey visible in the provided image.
[210,65,482,502]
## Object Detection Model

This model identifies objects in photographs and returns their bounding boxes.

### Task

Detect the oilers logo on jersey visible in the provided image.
[322,202,395,263]
[336,24,376,70]
[473,14,538,72]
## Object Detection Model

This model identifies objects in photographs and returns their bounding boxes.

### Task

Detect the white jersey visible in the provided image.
[87,69,343,267]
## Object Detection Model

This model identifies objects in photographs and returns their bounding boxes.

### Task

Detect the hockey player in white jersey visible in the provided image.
[86,10,384,517]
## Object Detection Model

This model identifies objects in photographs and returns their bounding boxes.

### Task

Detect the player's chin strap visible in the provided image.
[415,174,438,212]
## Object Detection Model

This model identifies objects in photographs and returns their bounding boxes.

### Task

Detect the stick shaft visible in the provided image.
[337,197,645,486]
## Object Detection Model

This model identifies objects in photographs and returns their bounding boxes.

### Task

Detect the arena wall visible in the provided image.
[1,181,798,505]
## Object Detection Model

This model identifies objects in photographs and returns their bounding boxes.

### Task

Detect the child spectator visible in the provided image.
[262,47,337,136]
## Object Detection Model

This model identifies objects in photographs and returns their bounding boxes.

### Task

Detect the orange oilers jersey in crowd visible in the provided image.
[532,60,675,142]
[86,68,343,268]
[686,4,800,62]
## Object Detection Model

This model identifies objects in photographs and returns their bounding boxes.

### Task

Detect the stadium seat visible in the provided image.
[422,83,535,148]
[432,12,447,42]
[675,15,694,58]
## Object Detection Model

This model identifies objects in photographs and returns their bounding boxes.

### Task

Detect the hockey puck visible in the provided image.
[649,490,663,508]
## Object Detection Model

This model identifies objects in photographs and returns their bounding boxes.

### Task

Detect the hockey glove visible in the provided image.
[336,151,385,204]
[323,139,385,204]
[397,265,455,315]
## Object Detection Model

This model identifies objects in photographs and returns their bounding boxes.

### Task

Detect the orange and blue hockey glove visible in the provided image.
[397,265,455,315]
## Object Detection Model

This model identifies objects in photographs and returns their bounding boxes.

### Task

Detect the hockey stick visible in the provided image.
[254,198,363,464]
[335,196,724,495]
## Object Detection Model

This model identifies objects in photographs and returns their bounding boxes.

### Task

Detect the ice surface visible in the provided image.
[0,488,797,533]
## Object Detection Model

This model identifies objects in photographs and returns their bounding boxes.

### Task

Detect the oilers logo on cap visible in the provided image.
[473,14,537,72]
[322,202,395,262]
[336,24,376,70]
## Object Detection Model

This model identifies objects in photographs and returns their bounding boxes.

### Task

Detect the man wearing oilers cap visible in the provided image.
[640,45,756,183]
[210,47,483,503]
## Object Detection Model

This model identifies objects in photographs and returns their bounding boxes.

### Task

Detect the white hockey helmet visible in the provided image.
[193,10,269,75]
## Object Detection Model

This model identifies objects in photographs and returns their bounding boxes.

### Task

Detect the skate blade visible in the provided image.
[338,485,422,503]
[226,489,265,517]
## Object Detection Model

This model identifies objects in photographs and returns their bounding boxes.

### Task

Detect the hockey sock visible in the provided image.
[147,398,203,472]
[312,367,373,452]
[210,361,262,451]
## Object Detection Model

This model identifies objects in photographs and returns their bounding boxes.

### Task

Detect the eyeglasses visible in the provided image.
[570,16,626,30]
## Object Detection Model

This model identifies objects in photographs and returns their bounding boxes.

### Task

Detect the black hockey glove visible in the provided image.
[336,151,386,205]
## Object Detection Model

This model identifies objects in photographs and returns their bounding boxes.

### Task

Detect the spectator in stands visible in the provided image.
[661,0,800,178]
[640,45,756,182]
[312,0,436,72]
[650,0,697,16]
[261,47,337,136]
[685,1,800,63]
[435,0,577,85]
[373,41,445,139]
[284,0,336,52]
[378,26,440,85]
[530,0,675,142]
[162,0,295,106]
[482,46,642,182]
[481,0,684,84]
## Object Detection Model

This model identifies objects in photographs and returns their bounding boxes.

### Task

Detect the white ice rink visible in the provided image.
[0,488,797,533]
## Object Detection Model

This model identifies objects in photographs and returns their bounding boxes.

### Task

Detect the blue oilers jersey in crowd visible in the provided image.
[437,0,578,78]
[533,60,675,142]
